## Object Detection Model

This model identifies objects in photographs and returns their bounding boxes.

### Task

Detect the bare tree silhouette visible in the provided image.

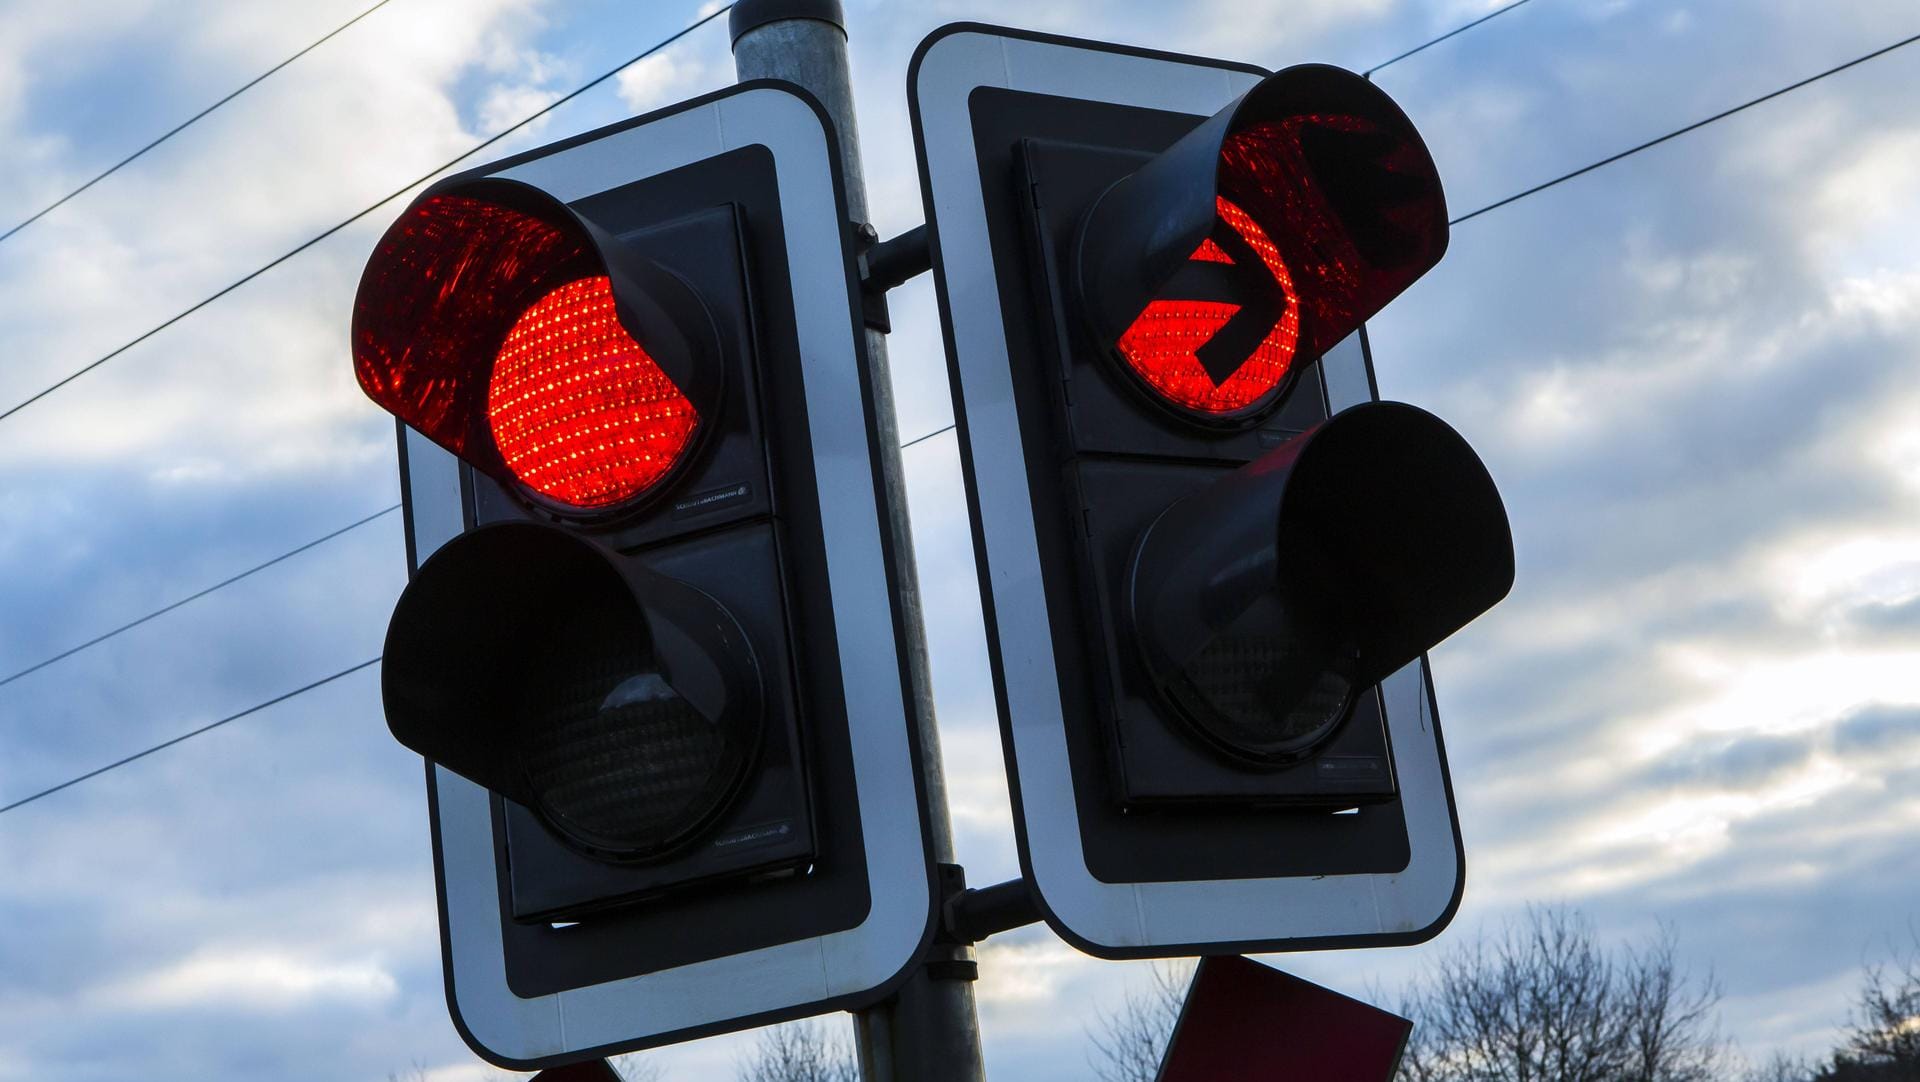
[612,1050,667,1081]
[1815,937,1920,1082]
[1748,1053,1818,1082]
[1087,960,1196,1082]
[1395,907,1730,1082]
[736,1019,859,1082]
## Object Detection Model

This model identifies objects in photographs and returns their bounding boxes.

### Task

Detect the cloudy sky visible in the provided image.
[3,0,1918,1078]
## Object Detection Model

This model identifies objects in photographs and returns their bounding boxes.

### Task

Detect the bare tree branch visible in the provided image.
[737,1019,859,1082]
[1745,1053,1817,1082]
[1396,906,1731,1082]
[1088,960,1197,1082]
[612,1050,667,1082]
[1817,933,1920,1081]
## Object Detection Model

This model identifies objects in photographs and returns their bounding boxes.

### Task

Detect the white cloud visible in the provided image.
[0,0,566,471]
[477,81,564,139]
[974,938,1088,1007]
[615,50,711,116]
[100,948,399,1011]
[11,0,1920,1077]
[472,38,570,138]
[1188,0,1397,57]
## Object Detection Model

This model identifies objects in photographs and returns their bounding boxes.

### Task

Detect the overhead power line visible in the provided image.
[5,414,941,699]
[1365,0,1537,77]
[1451,28,1920,225]
[0,0,398,248]
[42,13,1907,815]
[901,422,956,451]
[0,2,735,427]
[0,657,382,817]
[0,414,960,813]
[0,503,399,691]
[12,21,1916,811]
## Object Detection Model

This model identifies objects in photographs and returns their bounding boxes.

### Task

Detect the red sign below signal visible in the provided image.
[1158,956,1412,1082]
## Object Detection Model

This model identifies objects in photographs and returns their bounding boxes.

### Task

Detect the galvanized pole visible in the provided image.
[728,3,987,1081]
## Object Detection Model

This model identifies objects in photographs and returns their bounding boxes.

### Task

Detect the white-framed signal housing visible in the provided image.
[908,24,1465,957]
[398,82,932,1065]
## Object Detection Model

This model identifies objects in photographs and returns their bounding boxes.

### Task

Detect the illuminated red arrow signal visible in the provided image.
[1114,196,1303,415]
[1078,69,1449,427]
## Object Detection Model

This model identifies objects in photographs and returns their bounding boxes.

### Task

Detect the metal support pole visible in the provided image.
[729,3,986,1081]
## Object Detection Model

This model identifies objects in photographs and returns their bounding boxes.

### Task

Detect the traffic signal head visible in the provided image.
[383,521,763,863]
[1076,65,1447,423]
[911,24,1512,957]
[1129,402,1510,768]
[355,169,817,902]
[352,174,772,871]
[356,83,935,1065]
[353,178,720,517]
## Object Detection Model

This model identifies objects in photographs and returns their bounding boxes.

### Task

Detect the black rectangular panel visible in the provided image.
[445,145,875,997]
[969,87,1413,881]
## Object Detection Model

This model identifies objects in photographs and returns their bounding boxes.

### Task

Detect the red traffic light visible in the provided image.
[1079,64,1447,422]
[352,180,719,515]
[489,276,699,509]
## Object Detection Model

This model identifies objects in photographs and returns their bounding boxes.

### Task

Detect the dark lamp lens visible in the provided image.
[380,522,763,865]
[487,276,700,510]
[517,629,746,859]
[499,549,756,862]
[1128,405,1511,770]
[1162,582,1358,763]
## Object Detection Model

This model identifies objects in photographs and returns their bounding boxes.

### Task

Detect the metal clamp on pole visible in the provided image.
[910,863,975,982]
[924,864,981,983]
[943,875,1043,945]
[865,224,932,292]
[856,224,931,333]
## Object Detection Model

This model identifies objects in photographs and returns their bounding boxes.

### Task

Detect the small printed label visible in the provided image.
[1257,428,1303,448]
[712,820,794,850]
[1315,756,1388,780]
[673,481,752,519]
